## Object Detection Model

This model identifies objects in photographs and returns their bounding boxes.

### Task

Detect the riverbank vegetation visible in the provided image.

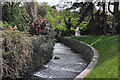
[1,30,54,79]
[0,0,119,79]
[1,2,55,79]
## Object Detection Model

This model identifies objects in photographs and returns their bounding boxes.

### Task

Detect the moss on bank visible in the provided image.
[1,30,54,79]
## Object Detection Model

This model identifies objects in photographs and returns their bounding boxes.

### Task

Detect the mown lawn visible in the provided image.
[70,35,119,79]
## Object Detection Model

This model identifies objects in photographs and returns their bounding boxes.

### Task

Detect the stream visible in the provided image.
[33,43,87,79]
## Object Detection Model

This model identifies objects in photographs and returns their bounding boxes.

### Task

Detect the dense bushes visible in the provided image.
[37,6,47,18]
[2,30,32,79]
[2,2,31,31]
[28,17,52,35]
[1,30,54,79]
[1,2,55,79]
[61,29,75,36]
[2,2,53,35]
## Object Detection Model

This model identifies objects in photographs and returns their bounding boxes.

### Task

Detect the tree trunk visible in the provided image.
[64,17,72,29]
[103,2,107,35]
[0,2,2,21]
[90,3,94,35]
[112,2,119,35]
[24,2,37,22]
[108,1,119,35]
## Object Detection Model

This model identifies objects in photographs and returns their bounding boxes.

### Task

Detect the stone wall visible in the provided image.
[56,36,99,78]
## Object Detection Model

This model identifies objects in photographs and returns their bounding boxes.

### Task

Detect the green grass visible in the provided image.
[70,35,119,79]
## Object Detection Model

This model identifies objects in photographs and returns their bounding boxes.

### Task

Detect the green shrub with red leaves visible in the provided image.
[28,17,52,35]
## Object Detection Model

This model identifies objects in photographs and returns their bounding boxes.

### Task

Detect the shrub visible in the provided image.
[1,30,54,79]
[61,29,75,36]
[2,2,31,31]
[37,6,47,18]
[28,16,52,35]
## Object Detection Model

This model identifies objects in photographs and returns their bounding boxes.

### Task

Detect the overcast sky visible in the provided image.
[36,0,60,6]
[36,0,119,11]
[36,0,77,6]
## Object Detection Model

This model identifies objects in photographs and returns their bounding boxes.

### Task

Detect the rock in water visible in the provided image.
[54,56,60,59]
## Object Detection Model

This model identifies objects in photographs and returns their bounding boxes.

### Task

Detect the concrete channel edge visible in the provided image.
[74,41,99,80]
[56,36,99,80]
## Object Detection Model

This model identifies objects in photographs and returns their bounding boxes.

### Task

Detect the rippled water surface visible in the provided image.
[34,43,87,78]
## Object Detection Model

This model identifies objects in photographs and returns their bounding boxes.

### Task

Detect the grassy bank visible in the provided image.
[70,36,119,79]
